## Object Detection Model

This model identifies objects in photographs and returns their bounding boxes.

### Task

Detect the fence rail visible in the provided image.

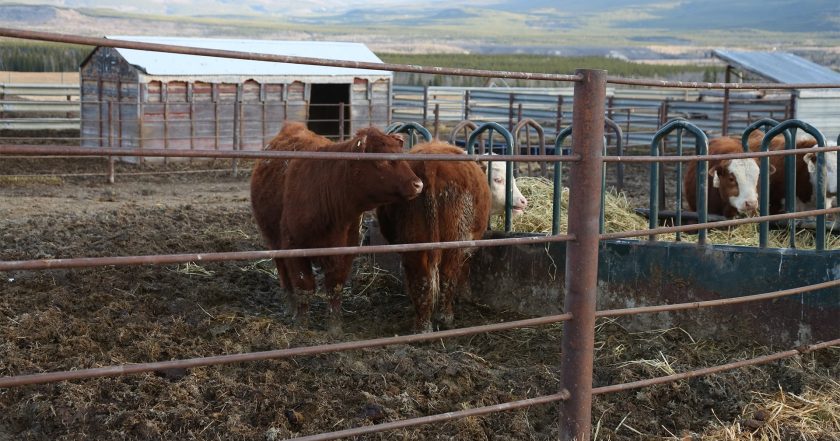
[0,27,839,441]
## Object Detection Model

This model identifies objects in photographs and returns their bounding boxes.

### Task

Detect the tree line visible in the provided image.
[0,41,91,72]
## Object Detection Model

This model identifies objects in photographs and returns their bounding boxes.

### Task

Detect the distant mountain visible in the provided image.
[0,0,837,59]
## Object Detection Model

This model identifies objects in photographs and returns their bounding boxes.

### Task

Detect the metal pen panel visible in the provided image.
[467,122,515,231]
[761,120,827,250]
[648,119,709,243]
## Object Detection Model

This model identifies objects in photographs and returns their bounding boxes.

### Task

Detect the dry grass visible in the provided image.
[500,176,840,250]
[0,175,64,186]
[0,71,79,84]
[700,381,840,440]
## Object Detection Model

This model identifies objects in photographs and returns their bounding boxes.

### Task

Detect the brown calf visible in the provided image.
[250,122,423,335]
[377,141,491,333]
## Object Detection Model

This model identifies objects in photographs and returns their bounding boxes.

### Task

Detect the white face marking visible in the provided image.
[727,158,761,213]
[486,159,527,217]
[804,150,837,200]
[826,151,837,196]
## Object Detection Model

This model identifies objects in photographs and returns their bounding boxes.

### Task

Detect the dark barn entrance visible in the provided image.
[308,83,351,140]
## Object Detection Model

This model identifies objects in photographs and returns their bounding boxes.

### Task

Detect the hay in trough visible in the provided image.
[496,177,840,250]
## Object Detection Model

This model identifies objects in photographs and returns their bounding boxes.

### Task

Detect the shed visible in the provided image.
[712,49,840,140]
[80,37,392,161]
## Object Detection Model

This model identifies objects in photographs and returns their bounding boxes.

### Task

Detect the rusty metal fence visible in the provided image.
[1,29,839,441]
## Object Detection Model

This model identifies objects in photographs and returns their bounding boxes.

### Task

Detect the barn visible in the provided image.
[79,36,392,162]
[712,49,840,139]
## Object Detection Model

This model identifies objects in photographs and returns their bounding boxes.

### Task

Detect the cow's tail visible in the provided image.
[424,161,442,308]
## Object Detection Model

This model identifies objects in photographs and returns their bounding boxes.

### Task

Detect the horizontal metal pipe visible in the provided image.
[0,28,582,83]
[606,76,840,90]
[0,169,232,179]
[0,234,575,272]
[603,145,840,163]
[299,338,840,440]
[2,29,839,90]
[2,276,833,388]
[597,279,839,318]
[0,312,573,388]
[290,390,572,441]
[0,145,582,163]
[601,207,840,240]
[592,338,840,395]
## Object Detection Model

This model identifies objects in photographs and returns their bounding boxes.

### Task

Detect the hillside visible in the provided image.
[0,1,837,62]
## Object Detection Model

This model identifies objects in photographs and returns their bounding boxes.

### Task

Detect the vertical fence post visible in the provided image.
[338,102,345,142]
[559,69,605,441]
[722,66,732,136]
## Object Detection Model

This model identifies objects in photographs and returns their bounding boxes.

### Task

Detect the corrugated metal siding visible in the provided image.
[391,85,805,147]
[108,36,393,78]
[713,50,840,84]
[796,91,840,143]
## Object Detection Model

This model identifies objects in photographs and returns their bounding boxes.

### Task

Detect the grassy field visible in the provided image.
[378,53,716,86]
[0,71,79,84]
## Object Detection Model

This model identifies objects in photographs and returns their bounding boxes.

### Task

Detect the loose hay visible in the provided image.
[0,175,63,186]
[499,176,840,250]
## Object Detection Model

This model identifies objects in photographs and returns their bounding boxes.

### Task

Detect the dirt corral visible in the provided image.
[0,157,838,440]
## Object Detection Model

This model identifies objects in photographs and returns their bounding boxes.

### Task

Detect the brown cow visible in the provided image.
[684,136,771,218]
[250,122,423,335]
[746,130,837,213]
[377,141,491,333]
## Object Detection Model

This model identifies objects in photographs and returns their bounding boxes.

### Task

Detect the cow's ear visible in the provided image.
[804,153,817,173]
[708,166,721,188]
[478,159,488,174]
[390,133,406,148]
[354,135,368,153]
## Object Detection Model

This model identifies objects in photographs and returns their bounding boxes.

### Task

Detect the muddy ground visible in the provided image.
[0,155,837,440]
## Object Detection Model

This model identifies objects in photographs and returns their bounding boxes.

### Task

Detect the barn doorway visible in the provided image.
[308,83,351,140]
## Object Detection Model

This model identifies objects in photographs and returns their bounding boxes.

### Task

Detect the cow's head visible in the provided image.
[481,155,528,217]
[803,150,838,207]
[350,128,423,207]
[709,158,774,215]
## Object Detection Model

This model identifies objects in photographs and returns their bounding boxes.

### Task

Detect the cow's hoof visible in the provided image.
[327,318,343,337]
[415,321,434,334]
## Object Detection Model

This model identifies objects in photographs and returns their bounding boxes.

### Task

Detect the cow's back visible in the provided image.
[379,142,490,245]
[250,122,332,248]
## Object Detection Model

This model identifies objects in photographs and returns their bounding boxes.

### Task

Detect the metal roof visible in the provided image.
[105,36,391,77]
[712,49,840,85]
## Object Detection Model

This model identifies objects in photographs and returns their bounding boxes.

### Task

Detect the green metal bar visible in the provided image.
[762,120,827,250]
[741,118,795,247]
[675,128,683,242]
[649,119,709,243]
[385,121,433,149]
[467,122,515,232]
[555,119,621,236]
[554,127,572,235]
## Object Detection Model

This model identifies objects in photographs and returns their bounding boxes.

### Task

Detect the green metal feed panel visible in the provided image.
[470,234,839,345]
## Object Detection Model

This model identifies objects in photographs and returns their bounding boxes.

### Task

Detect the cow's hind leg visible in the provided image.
[283,257,316,328]
[402,251,437,333]
[436,249,467,329]
[273,257,296,313]
[320,254,355,337]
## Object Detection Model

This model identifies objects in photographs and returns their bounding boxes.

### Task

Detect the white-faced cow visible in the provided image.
[684,136,772,218]
[250,122,423,335]
[483,154,528,217]
[746,130,837,214]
